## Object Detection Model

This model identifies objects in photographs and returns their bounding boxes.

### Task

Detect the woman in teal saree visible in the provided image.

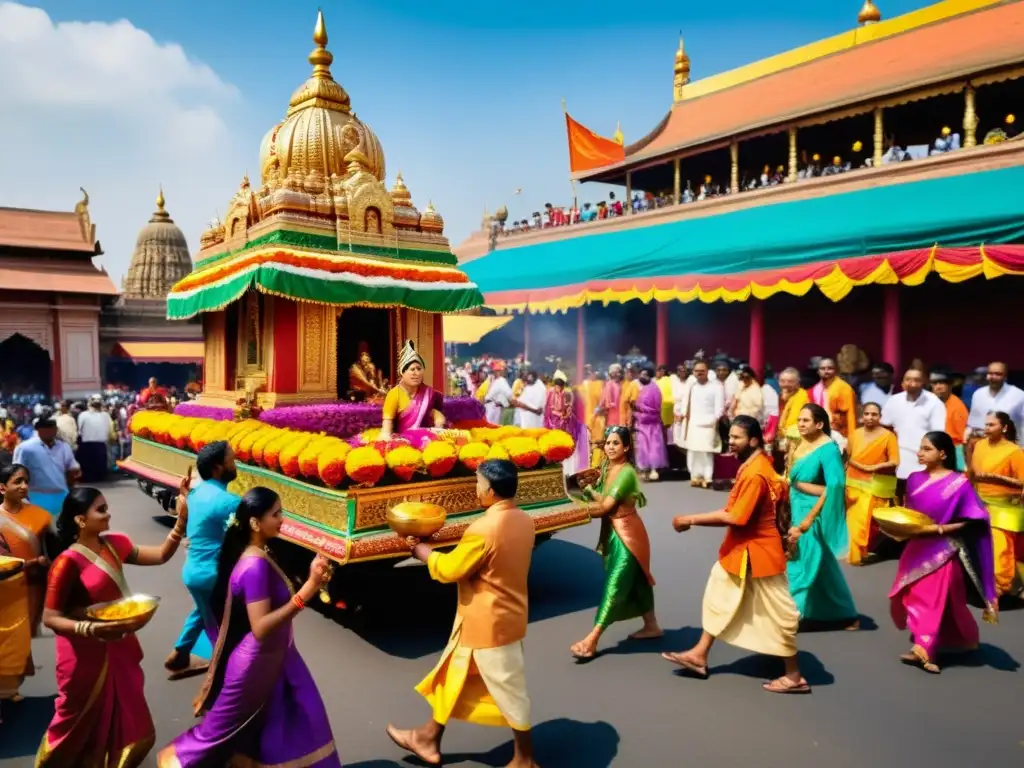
[786,404,859,628]
[571,426,662,659]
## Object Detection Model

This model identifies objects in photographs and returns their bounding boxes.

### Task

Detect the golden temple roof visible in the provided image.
[259,10,385,188]
[124,187,191,300]
[420,201,444,233]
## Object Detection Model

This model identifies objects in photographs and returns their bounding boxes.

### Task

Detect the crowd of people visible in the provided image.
[492,117,1022,241]
[0,351,1020,764]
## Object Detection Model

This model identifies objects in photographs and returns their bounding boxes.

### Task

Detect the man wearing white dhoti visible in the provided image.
[483,371,512,425]
[682,361,724,488]
[670,364,690,448]
[514,372,547,429]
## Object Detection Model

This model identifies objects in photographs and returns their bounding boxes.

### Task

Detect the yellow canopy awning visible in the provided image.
[115,342,204,364]
[442,315,513,344]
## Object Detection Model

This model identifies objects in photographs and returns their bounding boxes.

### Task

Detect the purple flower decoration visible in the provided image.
[256,397,485,440]
[174,403,235,421]
[442,397,485,424]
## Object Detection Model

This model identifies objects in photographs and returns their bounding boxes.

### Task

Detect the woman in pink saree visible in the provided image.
[544,372,589,475]
[379,340,446,447]
[890,431,997,675]
[37,477,191,767]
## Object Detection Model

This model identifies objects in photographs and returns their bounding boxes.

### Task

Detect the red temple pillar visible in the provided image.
[575,306,586,384]
[882,286,901,370]
[523,311,531,363]
[748,299,765,375]
[655,303,669,364]
[50,306,63,399]
[269,297,298,395]
[433,313,445,391]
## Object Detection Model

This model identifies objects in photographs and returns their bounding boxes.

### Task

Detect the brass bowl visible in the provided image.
[0,555,25,574]
[86,594,161,629]
[387,502,448,539]
[872,507,936,541]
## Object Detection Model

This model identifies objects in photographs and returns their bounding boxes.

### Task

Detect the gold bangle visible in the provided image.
[74,621,83,636]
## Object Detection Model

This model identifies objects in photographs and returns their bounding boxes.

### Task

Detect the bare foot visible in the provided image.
[628,627,664,640]
[845,618,861,631]
[385,724,441,765]
[570,640,597,659]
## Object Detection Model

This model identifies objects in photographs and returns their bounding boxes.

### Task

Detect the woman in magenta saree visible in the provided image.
[158,487,340,768]
[37,483,191,767]
[890,431,997,675]
[379,340,446,447]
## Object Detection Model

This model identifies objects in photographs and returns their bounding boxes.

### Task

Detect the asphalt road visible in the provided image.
[2,476,1023,767]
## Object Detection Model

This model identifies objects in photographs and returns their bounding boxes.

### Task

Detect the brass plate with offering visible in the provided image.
[872,506,935,541]
[387,501,448,539]
[86,594,161,628]
[565,468,602,505]
[0,555,25,574]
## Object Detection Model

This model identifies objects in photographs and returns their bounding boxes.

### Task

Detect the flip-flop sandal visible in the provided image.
[628,630,665,641]
[900,650,940,674]
[661,652,709,678]
[168,660,210,681]
[762,677,811,694]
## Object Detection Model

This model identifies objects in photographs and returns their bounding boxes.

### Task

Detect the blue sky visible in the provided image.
[10,0,929,276]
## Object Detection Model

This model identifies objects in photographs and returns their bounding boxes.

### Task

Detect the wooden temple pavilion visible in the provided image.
[460,0,1024,375]
[0,191,118,398]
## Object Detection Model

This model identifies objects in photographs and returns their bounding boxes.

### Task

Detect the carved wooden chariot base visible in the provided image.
[122,438,588,565]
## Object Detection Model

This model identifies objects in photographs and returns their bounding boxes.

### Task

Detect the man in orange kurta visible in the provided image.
[810,357,857,439]
[930,372,969,469]
[663,416,808,694]
[387,459,538,767]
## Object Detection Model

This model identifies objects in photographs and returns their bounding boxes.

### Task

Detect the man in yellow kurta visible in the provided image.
[387,459,538,767]
[621,367,640,426]
[776,367,809,470]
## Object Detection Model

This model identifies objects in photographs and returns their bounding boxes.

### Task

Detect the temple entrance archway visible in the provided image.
[337,307,394,400]
[0,333,52,397]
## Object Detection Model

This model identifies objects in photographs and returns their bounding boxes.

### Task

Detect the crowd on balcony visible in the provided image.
[494,115,1019,239]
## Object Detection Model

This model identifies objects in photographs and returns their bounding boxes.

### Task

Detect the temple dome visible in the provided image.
[858,0,882,25]
[390,172,421,228]
[258,11,385,190]
[420,201,444,234]
[123,188,192,299]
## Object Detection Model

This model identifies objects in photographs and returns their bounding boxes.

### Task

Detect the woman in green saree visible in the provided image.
[571,426,662,660]
[786,404,859,628]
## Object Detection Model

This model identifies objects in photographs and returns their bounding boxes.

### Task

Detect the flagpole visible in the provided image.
[562,98,577,215]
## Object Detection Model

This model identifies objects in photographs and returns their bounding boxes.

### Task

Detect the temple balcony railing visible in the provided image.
[483,139,1024,254]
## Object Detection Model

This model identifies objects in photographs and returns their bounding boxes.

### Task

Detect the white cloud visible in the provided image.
[0,3,247,281]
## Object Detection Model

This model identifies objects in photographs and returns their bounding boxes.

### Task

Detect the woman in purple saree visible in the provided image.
[157,488,340,767]
[890,431,997,675]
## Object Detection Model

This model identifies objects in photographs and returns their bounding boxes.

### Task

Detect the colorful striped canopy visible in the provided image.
[466,165,1024,313]
[168,230,484,319]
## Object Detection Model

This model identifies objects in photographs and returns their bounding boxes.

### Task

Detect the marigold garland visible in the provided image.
[345,445,387,486]
[502,436,542,469]
[279,434,314,478]
[423,440,458,478]
[128,411,576,488]
[458,441,490,471]
[538,430,575,463]
[385,445,423,482]
[318,442,352,487]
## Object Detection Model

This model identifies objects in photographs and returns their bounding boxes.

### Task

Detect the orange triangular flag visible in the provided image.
[565,113,626,174]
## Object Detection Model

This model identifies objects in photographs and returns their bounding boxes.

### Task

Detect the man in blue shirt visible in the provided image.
[12,418,80,518]
[165,440,240,680]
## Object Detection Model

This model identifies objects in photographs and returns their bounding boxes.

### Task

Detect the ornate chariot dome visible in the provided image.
[258,11,385,189]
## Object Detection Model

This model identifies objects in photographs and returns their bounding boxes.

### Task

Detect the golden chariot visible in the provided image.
[118,12,590,572]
